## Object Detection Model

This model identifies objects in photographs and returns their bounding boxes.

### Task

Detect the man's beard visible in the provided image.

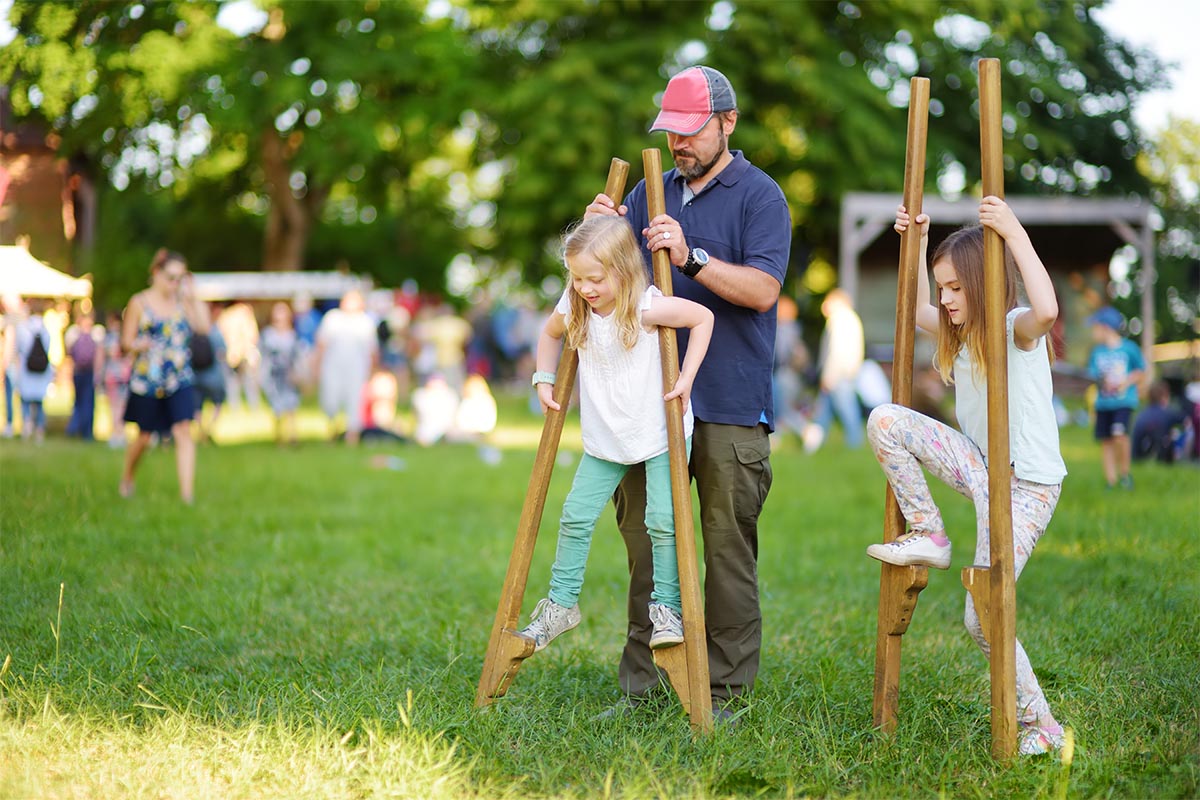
[674,128,727,181]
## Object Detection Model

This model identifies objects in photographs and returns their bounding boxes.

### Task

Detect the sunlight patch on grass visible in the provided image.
[0,697,515,800]
[487,423,581,452]
[2,423,1197,798]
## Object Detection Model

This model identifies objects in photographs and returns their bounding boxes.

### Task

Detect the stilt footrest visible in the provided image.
[873,562,930,732]
[960,565,991,645]
[653,644,692,716]
[476,630,537,705]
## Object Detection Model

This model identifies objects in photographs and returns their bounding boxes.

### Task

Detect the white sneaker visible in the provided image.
[802,423,825,454]
[648,602,684,649]
[1019,723,1065,755]
[517,598,580,652]
[866,533,951,569]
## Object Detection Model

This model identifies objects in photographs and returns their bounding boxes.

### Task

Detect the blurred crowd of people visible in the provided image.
[771,290,893,453]
[0,281,552,450]
[4,284,1199,473]
[769,290,1200,472]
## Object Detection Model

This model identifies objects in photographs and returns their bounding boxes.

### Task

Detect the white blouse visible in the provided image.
[953,307,1067,485]
[557,285,693,464]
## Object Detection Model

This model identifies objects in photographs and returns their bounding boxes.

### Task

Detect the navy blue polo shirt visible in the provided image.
[623,150,791,430]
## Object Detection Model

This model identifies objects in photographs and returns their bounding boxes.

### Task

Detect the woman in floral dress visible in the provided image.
[119,249,211,503]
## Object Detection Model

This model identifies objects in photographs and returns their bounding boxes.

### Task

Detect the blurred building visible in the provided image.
[840,193,1156,389]
[0,91,95,275]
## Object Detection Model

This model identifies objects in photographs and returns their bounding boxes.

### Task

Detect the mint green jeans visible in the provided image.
[547,441,689,613]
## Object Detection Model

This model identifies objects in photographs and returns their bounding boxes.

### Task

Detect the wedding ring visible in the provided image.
[663,232,671,240]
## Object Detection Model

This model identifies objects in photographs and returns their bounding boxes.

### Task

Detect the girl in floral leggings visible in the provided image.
[868,197,1067,756]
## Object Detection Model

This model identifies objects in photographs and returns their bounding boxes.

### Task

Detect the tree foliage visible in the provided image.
[3,0,479,283]
[1,0,1171,307]
[473,0,1164,285]
[1133,116,1200,345]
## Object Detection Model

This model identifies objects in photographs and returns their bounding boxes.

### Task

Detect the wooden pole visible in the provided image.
[873,77,931,733]
[475,158,629,707]
[978,57,1018,761]
[642,147,713,733]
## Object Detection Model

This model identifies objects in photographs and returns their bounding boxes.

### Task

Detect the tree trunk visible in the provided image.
[260,130,326,271]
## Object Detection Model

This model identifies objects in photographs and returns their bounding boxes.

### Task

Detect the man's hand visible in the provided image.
[643,213,688,267]
[584,193,627,220]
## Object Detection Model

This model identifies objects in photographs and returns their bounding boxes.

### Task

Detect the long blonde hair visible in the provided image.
[562,217,648,351]
[931,225,1017,385]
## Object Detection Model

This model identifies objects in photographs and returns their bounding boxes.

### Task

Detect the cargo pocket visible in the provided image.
[732,435,772,517]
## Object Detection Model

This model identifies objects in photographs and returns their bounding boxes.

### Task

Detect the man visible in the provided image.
[216,301,262,412]
[585,65,792,719]
[314,290,379,445]
[805,288,865,452]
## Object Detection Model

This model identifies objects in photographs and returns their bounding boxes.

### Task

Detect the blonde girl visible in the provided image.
[518,216,714,654]
[866,196,1067,756]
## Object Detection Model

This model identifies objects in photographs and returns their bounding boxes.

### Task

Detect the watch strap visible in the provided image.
[680,249,702,278]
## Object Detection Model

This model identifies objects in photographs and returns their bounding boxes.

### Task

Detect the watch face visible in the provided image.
[693,248,710,265]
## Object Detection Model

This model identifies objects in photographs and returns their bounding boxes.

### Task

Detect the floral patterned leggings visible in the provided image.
[867,403,1062,725]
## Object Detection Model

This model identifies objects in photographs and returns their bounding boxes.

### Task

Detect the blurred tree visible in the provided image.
[203,0,477,274]
[2,0,478,287]
[469,0,1162,293]
[3,0,1166,306]
[1133,116,1200,344]
[464,0,693,284]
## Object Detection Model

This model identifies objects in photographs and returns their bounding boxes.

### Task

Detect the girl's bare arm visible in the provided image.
[120,295,143,353]
[642,295,714,405]
[534,312,566,412]
[979,196,1058,349]
[895,205,939,335]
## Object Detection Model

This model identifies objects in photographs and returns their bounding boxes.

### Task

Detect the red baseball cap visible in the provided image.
[649,66,738,136]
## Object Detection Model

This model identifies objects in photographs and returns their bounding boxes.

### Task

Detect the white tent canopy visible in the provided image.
[191,271,372,302]
[0,245,92,299]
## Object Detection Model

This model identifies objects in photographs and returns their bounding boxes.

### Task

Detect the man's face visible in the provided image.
[666,112,735,181]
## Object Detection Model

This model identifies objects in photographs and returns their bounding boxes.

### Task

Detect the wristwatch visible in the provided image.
[679,247,709,278]
[531,370,556,387]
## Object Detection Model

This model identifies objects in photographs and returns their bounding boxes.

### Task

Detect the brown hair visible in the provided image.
[561,217,648,351]
[929,225,1017,385]
[1148,380,1171,406]
[149,248,187,276]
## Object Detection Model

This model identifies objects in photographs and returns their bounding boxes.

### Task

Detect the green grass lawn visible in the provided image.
[1,397,1197,798]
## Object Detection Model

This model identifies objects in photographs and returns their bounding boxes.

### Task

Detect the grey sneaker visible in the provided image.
[517,598,580,652]
[866,533,951,569]
[648,602,684,649]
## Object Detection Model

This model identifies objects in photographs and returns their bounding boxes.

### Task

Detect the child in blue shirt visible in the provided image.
[1086,306,1145,489]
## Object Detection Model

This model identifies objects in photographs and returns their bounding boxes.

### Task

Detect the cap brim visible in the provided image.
[649,110,712,136]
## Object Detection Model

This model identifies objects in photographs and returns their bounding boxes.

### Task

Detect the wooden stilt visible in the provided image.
[978,57,1018,761]
[872,77,931,733]
[643,147,713,734]
[961,566,992,645]
[475,159,629,707]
